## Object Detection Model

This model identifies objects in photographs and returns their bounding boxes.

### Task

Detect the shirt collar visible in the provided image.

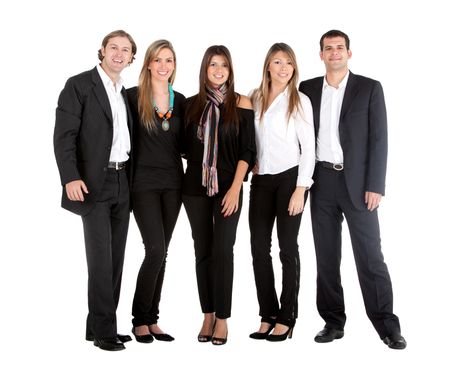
[322,70,350,91]
[96,64,123,92]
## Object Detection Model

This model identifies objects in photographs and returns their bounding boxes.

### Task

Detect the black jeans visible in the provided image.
[183,192,242,319]
[249,166,305,324]
[82,168,130,339]
[131,189,181,326]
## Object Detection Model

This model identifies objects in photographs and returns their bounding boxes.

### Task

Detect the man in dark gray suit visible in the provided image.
[54,30,136,351]
[299,30,406,349]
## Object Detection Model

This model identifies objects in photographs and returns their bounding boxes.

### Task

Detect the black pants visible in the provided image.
[249,167,305,324]
[131,189,181,326]
[82,168,130,339]
[311,165,401,338]
[183,192,242,319]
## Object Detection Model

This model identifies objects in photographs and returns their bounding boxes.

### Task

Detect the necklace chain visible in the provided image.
[153,83,174,131]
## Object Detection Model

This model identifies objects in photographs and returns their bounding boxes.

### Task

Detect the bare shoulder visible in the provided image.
[236,94,253,110]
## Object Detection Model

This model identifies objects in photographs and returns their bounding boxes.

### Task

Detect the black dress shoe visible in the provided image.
[150,331,175,342]
[93,338,125,351]
[314,327,344,343]
[383,334,407,350]
[86,333,131,343]
[132,327,154,343]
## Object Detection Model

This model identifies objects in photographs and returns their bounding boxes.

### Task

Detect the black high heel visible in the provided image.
[266,320,295,342]
[149,328,175,342]
[198,320,216,343]
[249,317,276,340]
[132,327,154,343]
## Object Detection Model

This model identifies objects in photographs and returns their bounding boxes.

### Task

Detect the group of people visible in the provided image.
[53,29,406,351]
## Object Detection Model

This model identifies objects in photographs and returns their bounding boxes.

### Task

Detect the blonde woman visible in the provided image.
[249,43,315,341]
[127,40,186,343]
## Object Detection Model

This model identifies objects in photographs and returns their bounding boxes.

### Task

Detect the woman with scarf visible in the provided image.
[183,45,256,346]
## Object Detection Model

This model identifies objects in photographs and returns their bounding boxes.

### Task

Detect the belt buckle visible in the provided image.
[114,162,119,170]
[332,163,343,171]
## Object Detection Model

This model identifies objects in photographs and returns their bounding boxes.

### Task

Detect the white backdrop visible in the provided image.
[1,0,448,371]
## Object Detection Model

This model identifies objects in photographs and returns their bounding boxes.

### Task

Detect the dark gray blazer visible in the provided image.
[300,71,388,210]
[54,67,133,215]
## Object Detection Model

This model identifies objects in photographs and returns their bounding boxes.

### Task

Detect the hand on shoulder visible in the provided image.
[237,95,253,110]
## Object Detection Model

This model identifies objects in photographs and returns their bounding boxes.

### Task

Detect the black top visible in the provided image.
[183,95,256,197]
[127,87,186,192]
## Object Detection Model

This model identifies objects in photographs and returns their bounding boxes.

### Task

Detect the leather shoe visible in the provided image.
[86,333,131,343]
[314,327,344,343]
[150,331,175,342]
[383,334,407,350]
[132,327,154,343]
[93,337,125,351]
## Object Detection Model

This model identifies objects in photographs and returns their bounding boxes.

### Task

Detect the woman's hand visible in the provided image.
[287,186,306,216]
[221,186,241,217]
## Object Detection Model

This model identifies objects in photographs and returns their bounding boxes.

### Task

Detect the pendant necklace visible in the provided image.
[154,83,174,131]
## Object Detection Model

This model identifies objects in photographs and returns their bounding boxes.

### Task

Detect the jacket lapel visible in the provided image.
[91,67,113,125]
[339,71,359,122]
[311,77,324,137]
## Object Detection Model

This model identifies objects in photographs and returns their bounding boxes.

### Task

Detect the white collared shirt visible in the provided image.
[97,64,130,162]
[252,88,315,187]
[317,71,350,164]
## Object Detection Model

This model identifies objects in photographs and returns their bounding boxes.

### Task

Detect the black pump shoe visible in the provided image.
[249,317,276,340]
[132,327,154,343]
[150,331,175,342]
[266,325,294,342]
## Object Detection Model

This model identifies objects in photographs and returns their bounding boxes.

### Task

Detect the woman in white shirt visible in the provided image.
[249,43,315,342]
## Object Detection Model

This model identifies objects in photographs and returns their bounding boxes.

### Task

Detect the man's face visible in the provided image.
[320,36,352,72]
[100,36,133,76]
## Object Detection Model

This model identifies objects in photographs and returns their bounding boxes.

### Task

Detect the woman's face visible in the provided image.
[206,54,229,88]
[267,51,294,87]
[148,47,175,82]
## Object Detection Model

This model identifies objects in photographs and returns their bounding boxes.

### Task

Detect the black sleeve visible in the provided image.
[238,109,257,179]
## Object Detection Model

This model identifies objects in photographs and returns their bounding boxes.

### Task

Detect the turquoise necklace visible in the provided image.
[154,83,174,131]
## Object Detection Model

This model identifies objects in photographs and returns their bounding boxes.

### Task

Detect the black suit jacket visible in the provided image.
[299,72,388,210]
[54,67,133,216]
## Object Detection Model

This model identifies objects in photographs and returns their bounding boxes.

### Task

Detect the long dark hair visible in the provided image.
[186,45,240,131]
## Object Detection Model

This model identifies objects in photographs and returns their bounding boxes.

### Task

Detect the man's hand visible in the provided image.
[65,180,89,202]
[365,191,382,211]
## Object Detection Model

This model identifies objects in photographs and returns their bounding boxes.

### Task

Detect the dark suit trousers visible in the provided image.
[249,167,304,323]
[311,165,400,338]
[131,189,181,326]
[183,192,242,319]
[82,168,130,339]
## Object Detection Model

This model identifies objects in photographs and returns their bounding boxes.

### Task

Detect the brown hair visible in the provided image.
[186,45,239,132]
[320,29,350,51]
[251,43,301,122]
[97,29,137,63]
[137,40,177,131]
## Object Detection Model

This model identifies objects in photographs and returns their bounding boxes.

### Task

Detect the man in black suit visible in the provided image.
[299,30,406,349]
[54,30,136,351]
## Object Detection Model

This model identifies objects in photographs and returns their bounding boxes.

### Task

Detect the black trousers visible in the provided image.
[82,168,130,339]
[183,192,242,319]
[131,189,181,326]
[249,166,305,324]
[311,165,401,338]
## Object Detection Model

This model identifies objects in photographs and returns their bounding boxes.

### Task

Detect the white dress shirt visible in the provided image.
[252,88,315,188]
[316,71,349,164]
[97,65,131,162]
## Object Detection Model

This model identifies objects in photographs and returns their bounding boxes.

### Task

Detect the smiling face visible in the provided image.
[206,54,230,88]
[100,36,133,78]
[320,36,352,73]
[267,51,294,88]
[148,47,175,83]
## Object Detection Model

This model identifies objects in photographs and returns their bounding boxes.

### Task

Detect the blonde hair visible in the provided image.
[138,40,176,131]
[251,43,301,122]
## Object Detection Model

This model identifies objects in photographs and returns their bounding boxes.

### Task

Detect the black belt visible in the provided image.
[318,161,344,171]
[108,161,127,170]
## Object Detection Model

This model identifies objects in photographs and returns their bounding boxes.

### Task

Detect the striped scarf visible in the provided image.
[197,84,227,196]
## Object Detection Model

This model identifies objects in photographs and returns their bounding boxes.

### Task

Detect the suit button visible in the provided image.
[103,167,107,171]
[107,146,111,150]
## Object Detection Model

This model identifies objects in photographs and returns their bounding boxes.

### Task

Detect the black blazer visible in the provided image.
[299,72,388,210]
[54,67,133,216]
